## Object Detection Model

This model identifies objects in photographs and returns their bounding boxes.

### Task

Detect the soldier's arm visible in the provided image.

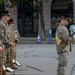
[0,41,4,52]
[0,25,10,45]
[14,31,20,43]
[60,29,72,43]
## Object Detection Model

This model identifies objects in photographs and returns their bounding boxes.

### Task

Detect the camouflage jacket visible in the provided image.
[0,40,4,47]
[56,23,71,54]
[13,30,20,43]
[0,20,10,45]
[7,26,14,42]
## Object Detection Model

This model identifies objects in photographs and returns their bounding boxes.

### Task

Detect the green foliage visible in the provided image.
[0,0,20,4]
[10,0,18,4]
[0,0,4,4]
[10,0,22,4]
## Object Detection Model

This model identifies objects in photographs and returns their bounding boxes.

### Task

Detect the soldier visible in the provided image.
[55,15,72,75]
[8,19,21,69]
[0,10,15,75]
[13,30,21,67]
[5,19,15,69]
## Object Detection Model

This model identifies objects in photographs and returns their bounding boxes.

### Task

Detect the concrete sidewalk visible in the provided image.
[19,37,56,44]
[7,44,75,75]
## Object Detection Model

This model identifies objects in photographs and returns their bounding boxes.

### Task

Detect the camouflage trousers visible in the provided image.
[0,51,6,75]
[8,46,16,64]
[57,53,69,75]
[0,53,3,75]
[13,46,16,62]
[6,47,11,66]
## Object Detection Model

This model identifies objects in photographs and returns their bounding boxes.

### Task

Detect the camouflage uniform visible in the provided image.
[6,26,14,67]
[7,27,20,68]
[56,23,71,75]
[0,20,11,75]
[13,30,20,62]
[0,41,4,75]
[7,18,20,68]
[10,30,20,64]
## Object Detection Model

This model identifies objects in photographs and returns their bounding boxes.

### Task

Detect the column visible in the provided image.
[43,0,53,39]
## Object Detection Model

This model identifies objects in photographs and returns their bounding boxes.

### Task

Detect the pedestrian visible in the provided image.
[69,23,75,37]
[55,15,72,75]
[0,10,15,75]
[72,23,75,38]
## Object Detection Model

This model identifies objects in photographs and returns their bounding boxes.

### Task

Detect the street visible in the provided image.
[8,44,75,75]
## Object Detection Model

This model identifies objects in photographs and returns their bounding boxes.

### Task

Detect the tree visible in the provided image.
[0,0,18,4]
[33,0,49,40]
[34,0,46,40]
[38,0,45,40]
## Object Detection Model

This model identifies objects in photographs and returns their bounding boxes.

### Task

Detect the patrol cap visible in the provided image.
[8,19,14,24]
[1,10,11,16]
[61,14,72,22]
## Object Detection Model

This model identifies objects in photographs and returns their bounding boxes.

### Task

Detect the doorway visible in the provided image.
[18,0,38,37]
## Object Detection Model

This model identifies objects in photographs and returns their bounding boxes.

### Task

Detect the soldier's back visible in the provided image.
[56,23,69,40]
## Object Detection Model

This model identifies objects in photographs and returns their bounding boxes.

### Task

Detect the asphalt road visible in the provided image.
[8,44,75,75]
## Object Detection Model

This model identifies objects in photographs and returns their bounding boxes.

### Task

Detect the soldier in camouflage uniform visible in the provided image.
[0,10,15,75]
[13,30,20,64]
[8,19,20,69]
[55,16,72,75]
[6,20,15,69]
[7,19,16,69]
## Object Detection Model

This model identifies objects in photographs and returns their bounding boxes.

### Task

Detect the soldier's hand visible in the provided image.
[0,46,3,52]
[64,50,69,53]
[2,46,4,50]
[9,42,15,47]
[17,39,20,43]
[15,39,20,43]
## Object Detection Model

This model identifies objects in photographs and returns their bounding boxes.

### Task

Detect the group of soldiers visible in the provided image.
[0,10,20,75]
[0,10,73,75]
[55,15,74,75]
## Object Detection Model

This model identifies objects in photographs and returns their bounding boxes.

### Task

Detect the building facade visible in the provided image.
[4,0,75,40]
